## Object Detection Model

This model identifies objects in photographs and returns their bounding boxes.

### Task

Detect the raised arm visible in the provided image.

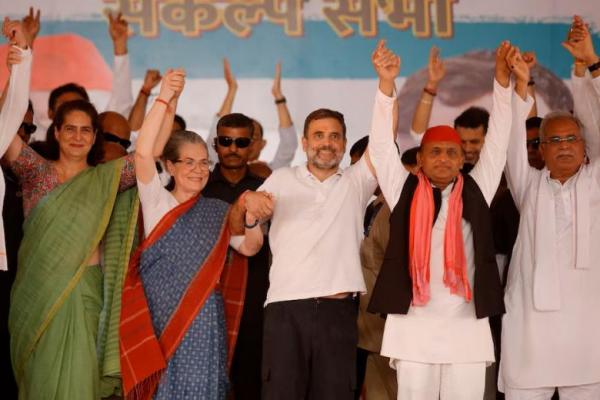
[1,20,32,163]
[469,41,516,204]
[523,52,538,118]
[504,51,536,209]
[135,69,185,184]
[105,12,134,116]
[366,40,407,209]
[207,59,238,164]
[564,16,600,159]
[410,46,445,140]
[269,62,298,169]
[128,69,162,131]
[21,7,40,49]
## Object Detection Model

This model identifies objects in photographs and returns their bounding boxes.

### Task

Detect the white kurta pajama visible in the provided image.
[500,71,600,399]
[369,78,514,400]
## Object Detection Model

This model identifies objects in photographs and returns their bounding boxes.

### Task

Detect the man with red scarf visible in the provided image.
[367,40,530,399]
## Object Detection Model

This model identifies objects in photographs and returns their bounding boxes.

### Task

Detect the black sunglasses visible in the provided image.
[103,132,132,149]
[217,136,251,148]
[20,122,37,136]
[526,137,540,149]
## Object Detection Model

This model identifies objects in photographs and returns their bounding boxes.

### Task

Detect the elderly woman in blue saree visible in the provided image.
[119,69,265,400]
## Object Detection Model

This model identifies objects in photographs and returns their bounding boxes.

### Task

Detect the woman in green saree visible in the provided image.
[4,91,170,398]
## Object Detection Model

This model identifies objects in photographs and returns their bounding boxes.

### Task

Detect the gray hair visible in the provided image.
[396,50,574,135]
[539,111,583,141]
[162,130,208,162]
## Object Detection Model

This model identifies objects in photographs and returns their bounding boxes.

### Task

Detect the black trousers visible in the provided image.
[262,296,358,400]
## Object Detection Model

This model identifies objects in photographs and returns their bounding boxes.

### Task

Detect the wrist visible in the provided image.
[274,96,286,105]
[244,214,259,229]
[113,42,127,56]
[585,54,600,67]
[140,87,152,97]
[425,81,438,92]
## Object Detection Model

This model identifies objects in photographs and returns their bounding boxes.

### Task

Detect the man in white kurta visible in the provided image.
[368,41,527,400]
[500,28,600,399]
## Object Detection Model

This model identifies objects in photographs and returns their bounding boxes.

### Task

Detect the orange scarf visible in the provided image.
[408,172,471,306]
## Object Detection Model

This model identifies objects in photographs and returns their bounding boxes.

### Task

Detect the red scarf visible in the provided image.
[119,196,247,400]
[408,172,471,306]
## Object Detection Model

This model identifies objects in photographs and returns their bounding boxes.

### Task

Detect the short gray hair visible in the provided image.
[162,130,208,162]
[539,111,583,141]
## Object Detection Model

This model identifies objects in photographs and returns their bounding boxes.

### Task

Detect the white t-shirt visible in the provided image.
[258,157,377,305]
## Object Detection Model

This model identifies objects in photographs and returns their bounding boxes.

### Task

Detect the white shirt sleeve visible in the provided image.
[0,47,32,157]
[469,79,513,204]
[268,125,298,170]
[207,114,219,166]
[137,171,178,234]
[105,54,134,117]
[346,156,378,208]
[504,90,536,210]
[409,128,424,144]
[572,71,600,160]
[368,88,408,209]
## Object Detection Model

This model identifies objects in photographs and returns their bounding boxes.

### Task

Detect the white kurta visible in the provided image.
[500,72,600,390]
[0,47,32,271]
[369,79,514,364]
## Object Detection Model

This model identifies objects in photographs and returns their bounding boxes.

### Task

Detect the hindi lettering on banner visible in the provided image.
[161,0,220,37]
[322,0,456,38]
[105,0,304,38]
[104,0,455,39]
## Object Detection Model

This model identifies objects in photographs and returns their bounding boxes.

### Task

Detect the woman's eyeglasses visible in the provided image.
[174,158,213,170]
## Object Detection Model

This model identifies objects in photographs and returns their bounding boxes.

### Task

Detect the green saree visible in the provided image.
[9,159,137,400]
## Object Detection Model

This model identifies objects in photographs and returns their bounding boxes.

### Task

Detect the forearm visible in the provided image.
[237,223,264,256]
[128,91,150,131]
[153,100,176,158]
[217,87,236,117]
[411,90,435,134]
[470,79,513,203]
[136,100,168,159]
[505,90,535,208]
[0,47,32,158]
[106,54,134,116]
[276,101,292,128]
[369,85,407,208]
[572,71,600,159]
[269,125,298,169]
[526,82,537,118]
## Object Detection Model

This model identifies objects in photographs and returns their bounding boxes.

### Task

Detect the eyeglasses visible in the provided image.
[103,132,132,149]
[20,122,37,136]
[526,137,540,149]
[173,158,213,170]
[217,136,251,148]
[540,135,581,145]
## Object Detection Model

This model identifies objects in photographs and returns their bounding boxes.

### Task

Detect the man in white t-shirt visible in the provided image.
[245,107,377,398]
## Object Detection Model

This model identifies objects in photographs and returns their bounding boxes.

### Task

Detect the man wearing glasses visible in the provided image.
[499,17,600,398]
[98,111,132,162]
[202,112,270,400]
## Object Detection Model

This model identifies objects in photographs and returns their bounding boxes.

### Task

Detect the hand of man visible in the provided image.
[372,40,401,96]
[21,7,40,48]
[223,58,238,91]
[158,68,186,103]
[142,69,162,94]
[522,51,537,71]
[562,15,598,66]
[426,46,445,90]
[2,18,27,49]
[506,46,530,100]
[108,11,129,56]
[272,62,284,99]
[6,46,23,72]
[494,40,511,88]
[244,191,275,221]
